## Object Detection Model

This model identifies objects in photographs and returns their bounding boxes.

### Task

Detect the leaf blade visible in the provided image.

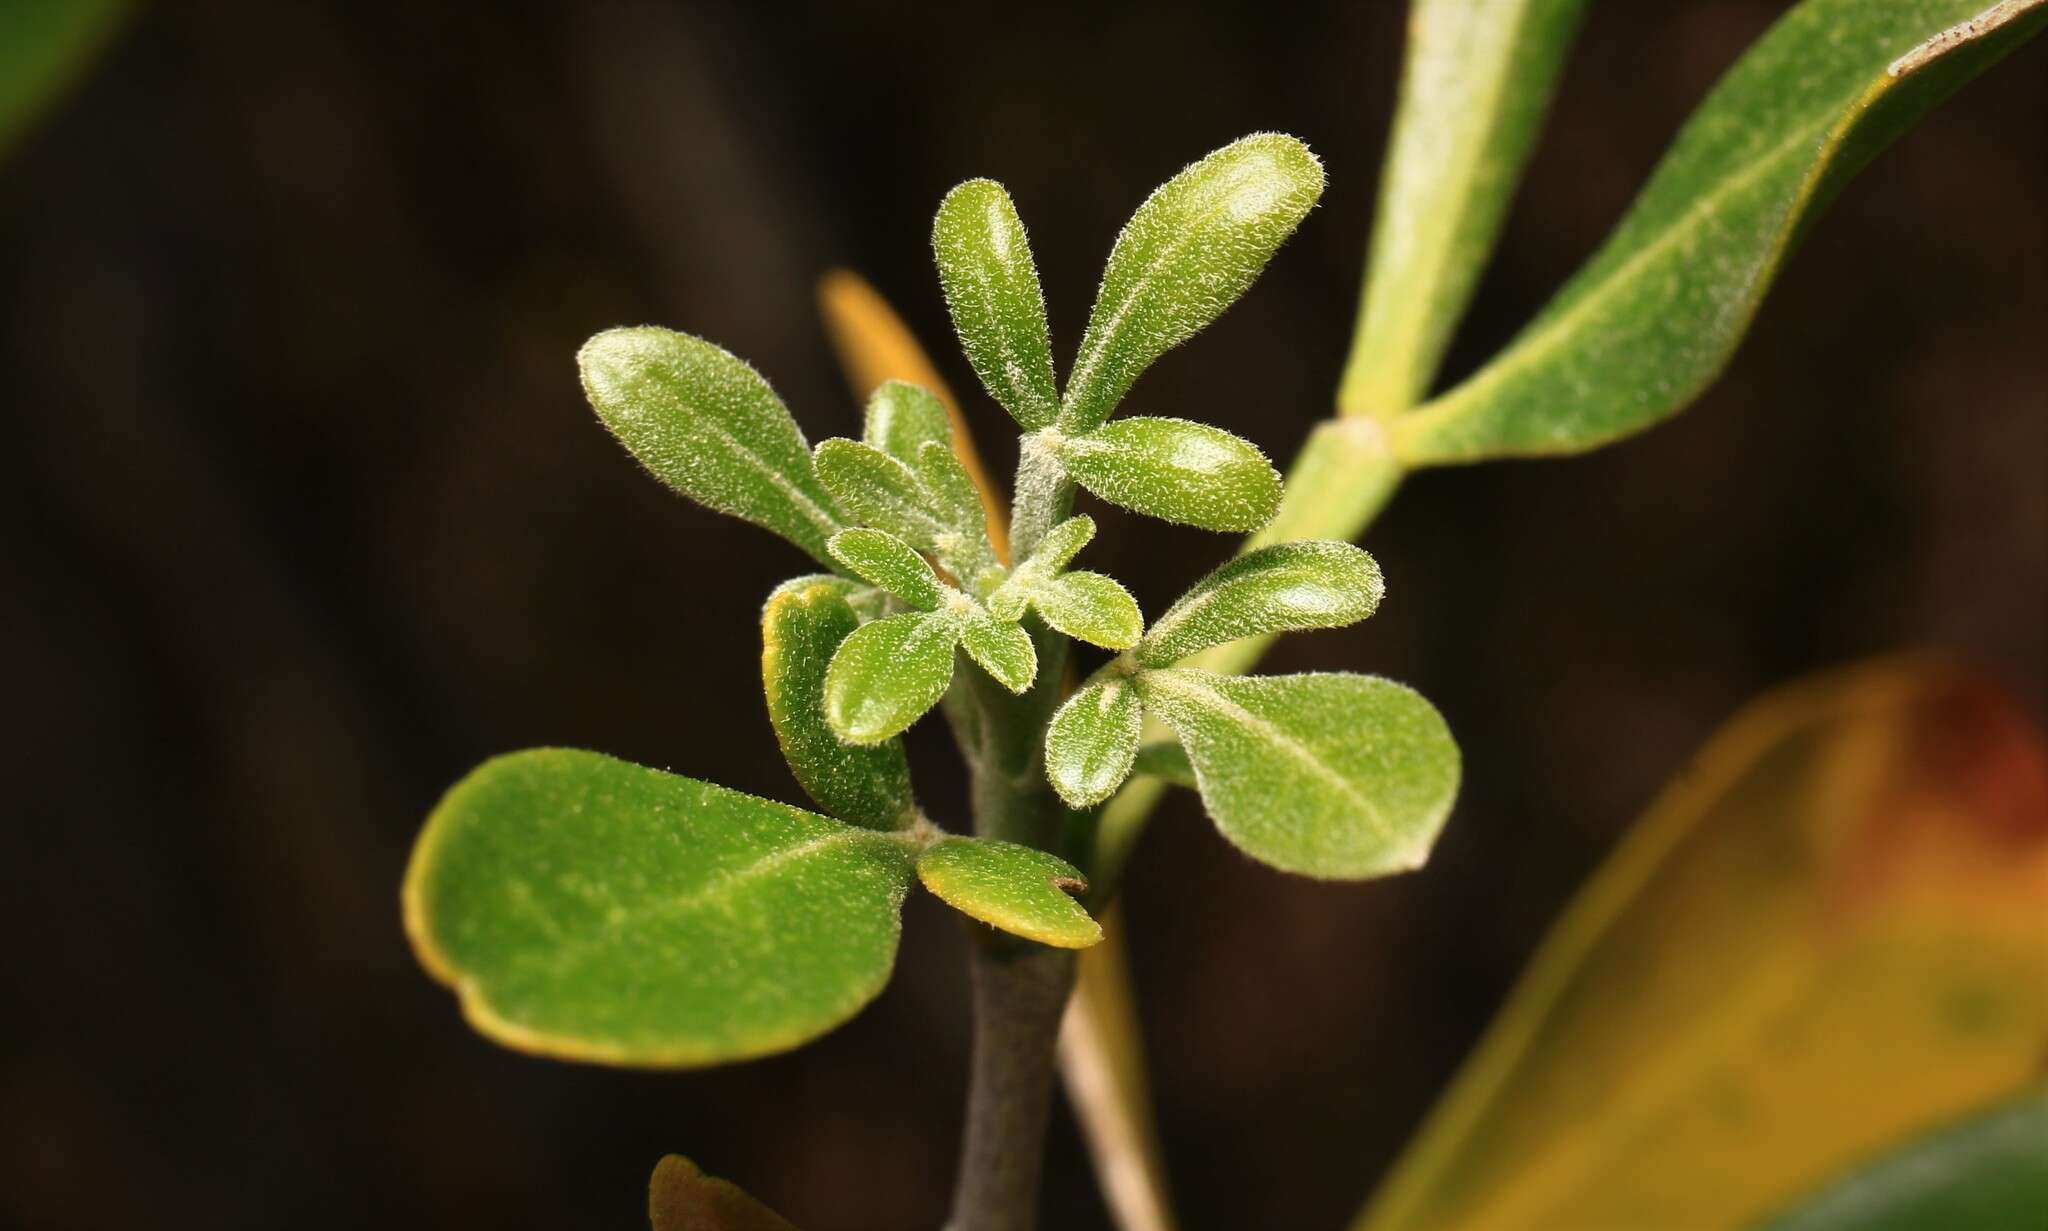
[917,836,1101,949]
[959,610,1038,694]
[1058,417,1281,533]
[823,611,961,744]
[813,438,944,550]
[1034,571,1143,651]
[1046,677,1145,809]
[862,378,953,467]
[933,179,1061,430]
[826,528,944,610]
[1137,540,1383,668]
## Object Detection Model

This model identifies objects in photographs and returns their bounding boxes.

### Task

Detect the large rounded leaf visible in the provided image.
[403,749,915,1067]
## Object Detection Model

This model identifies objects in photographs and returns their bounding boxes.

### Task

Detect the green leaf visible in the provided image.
[1131,739,1196,789]
[1045,677,1145,809]
[1133,669,1460,879]
[1136,540,1384,668]
[823,611,960,744]
[1393,0,2048,464]
[862,379,953,467]
[403,749,915,1066]
[579,328,847,566]
[916,836,1101,949]
[1759,1091,2048,1231]
[1061,133,1326,432]
[826,528,944,610]
[812,438,944,550]
[1057,417,1281,532]
[761,576,916,831]
[0,0,131,161]
[916,441,1002,591]
[649,1155,801,1231]
[959,610,1037,693]
[1034,571,1143,651]
[933,179,1061,430]
[1338,0,1591,415]
[987,514,1098,619]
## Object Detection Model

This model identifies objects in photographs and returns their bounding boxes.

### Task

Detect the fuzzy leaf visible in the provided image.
[1046,676,1145,809]
[1393,0,2048,463]
[1061,133,1325,432]
[933,179,1060,430]
[649,1155,801,1231]
[761,576,916,831]
[403,749,914,1066]
[916,836,1101,949]
[812,438,943,550]
[1134,669,1460,879]
[1035,572,1143,651]
[826,528,944,611]
[916,441,1001,589]
[1136,540,1384,668]
[823,612,960,744]
[579,327,846,566]
[1131,739,1196,789]
[987,514,1098,619]
[1057,417,1281,532]
[862,379,953,467]
[959,610,1037,694]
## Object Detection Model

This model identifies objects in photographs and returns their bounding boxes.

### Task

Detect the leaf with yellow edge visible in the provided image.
[649,1155,799,1231]
[1358,657,2048,1231]
[917,836,1101,949]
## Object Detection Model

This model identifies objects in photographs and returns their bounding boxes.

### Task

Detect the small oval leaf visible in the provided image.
[762,576,916,830]
[863,379,953,467]
[1035,571,1144,651]
[826,528,944,611]
[1134,669,1460,879]
[1046,677,1145,809]
[1137,540,1384,668]
[933,179,1061,430]
[823,612,960,744]
[813,438,943,549]
[916,836,1101,949]
[1058,417,1281,532]
[578,327,846,565]
[1061,133,1325,431]
[403,749,915,1066]
[959,610,1038,694]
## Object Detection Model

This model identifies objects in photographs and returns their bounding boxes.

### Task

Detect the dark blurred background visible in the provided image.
[2,2,2042,1228]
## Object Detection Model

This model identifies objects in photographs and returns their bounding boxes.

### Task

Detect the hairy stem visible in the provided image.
[949,944,1078,1231]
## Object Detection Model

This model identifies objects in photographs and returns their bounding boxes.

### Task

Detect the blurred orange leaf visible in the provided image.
[648,1155,798,1231]
[1360,656,2048,1231]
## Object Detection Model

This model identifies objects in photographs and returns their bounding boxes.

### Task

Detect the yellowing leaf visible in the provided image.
[1359,657,2048,1231]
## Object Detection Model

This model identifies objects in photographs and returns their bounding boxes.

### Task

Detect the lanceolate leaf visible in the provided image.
[1062,133,1326,432]
[813,438,944,549]
[1137,540,1384,668]
[1034,571,1143,651]
[824,611,960,744]
[403,750,915,1066]
[761,577,915,831]
[1394,0,2048,463]
[933,179,1061,430]
[959,610,1037,693]
[579,328,847,566]
[1046,676,1145,809]
[1057,417,1281,533]
[826,528,944,610]
[862,379,953,467]
[916,836,1102,949]
[1134,669,1460,879]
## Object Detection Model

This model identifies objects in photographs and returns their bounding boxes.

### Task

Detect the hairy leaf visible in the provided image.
[916,441,1002,591]
[987,514,1097,619]
[1062,133,1325,431]
[826,528,944,611]
[1394,0,2048,463]
[1045,677,1145,809]
[933,179,1061,430]
[823,612,960,744]
[403,750,914,1066]
[1131,739,1196,789]
[1034,572,1143,651]
[1057,417,1281,533]
[959,610,1037,694]
[1135,670,1459,879]
[862,379,952,467]
[649,1155,800,1231]
[916,836,1101,949]
[812,438,944,550]
[761,576,915,831]
[1137,540,1384,668]
[579,328,846,565]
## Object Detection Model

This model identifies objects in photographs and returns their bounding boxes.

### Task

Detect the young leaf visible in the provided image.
[1061,133,1325,432]
[1045,677,1144,809]
[649,1155,800,1231]
[1034,571,1143,651]
[862,378,952,466]
[1136,540,1384,668]
[761,576,916,831]
[1393,0,2048,463]
[812,438,943,549]
[1057,417,1281,532]
[826,528,944,610]
[823,611,960,744]
[403,749,915,1066]
[916,836,1101,949]
[959,610,1037,693]
[987,514,1098,619]
[932,179,1060,430]
[916,441,1001,589]
[579,327,847,566]
[1133,669,1460,879]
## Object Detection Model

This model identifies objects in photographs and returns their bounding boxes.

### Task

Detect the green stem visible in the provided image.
[1008,431,1074,565]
